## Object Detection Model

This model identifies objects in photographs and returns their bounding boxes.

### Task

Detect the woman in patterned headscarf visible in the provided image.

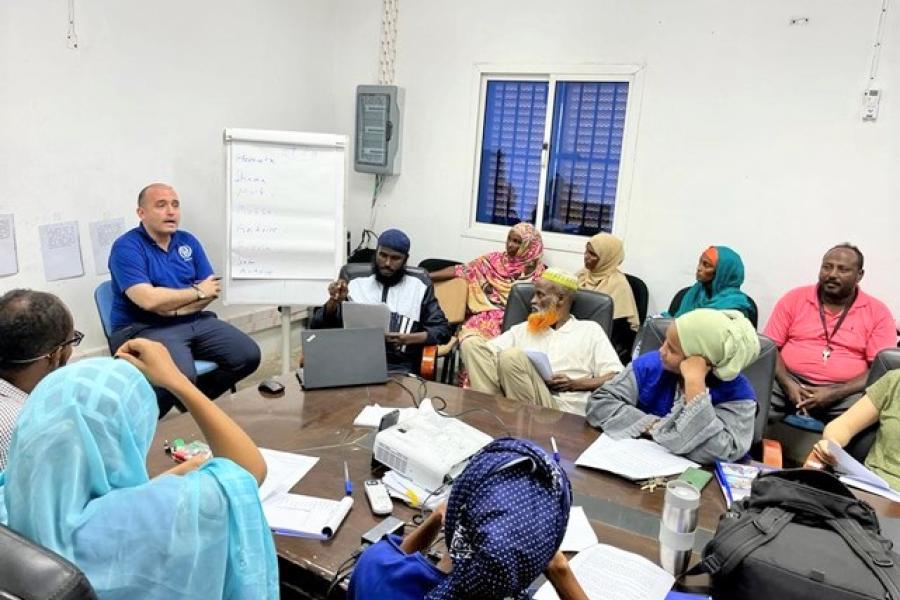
[430,223,545,342]
[347,438,587,600]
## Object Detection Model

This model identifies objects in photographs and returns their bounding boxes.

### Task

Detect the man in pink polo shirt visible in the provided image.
[765,244,896,423]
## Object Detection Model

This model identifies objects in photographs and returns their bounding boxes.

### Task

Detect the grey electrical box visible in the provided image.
[355,85,403,175]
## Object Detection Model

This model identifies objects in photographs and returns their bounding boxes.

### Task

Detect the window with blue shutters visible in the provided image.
[476,81,548,226]
[472,73,634,242]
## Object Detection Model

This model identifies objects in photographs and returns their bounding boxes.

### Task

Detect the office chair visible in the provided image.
[501,283,614,336]
[94,280,219,377]
[844,348,900,461]
[624,273,649,324]
[0,523,98,600]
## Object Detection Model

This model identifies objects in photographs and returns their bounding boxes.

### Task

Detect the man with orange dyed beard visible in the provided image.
[460,268,622,416]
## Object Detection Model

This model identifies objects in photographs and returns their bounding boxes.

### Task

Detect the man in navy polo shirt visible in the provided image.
[108,183,260,416]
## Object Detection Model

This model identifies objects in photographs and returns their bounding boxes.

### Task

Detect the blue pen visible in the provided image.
[714,460,734,507]
[343,461,352,496]
[551,437,560,463]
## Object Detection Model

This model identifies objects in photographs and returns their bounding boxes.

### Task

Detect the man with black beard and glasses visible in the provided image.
[765,243,896,423]
[460,268,622,416]
[310,229,451,374]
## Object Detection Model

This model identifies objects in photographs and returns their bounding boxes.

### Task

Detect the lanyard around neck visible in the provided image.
[817,289,857,350]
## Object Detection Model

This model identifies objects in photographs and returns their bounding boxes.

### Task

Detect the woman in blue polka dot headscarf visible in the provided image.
[348,437,587,599]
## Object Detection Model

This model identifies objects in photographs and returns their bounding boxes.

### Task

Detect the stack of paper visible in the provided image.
[263,494,354,539]
[352,404,418,428]
[575,435,698,480]
[525,350,553,381]
[382,470,450,510]
[256,448,352,539]
[534,543,674,600]
[258,448,319,502]
[827,440,900,502]
[560,507,599,552]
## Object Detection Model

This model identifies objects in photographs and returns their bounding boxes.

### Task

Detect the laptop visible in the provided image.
[299,328,388,390]
[342,302,391,333]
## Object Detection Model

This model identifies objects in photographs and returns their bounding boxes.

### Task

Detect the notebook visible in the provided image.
[300,328,388,389]
[575,435,697,481]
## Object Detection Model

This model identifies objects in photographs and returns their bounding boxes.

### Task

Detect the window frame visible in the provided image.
[464,63,644,254]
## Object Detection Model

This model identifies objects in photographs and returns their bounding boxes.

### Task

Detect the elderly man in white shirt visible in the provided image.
[0,289,78,469]
[460,268,623,415]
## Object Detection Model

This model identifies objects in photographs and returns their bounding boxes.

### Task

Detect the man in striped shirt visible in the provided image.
[0,290,78,470]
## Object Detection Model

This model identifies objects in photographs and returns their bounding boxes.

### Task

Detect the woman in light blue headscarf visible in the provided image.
[0,339,278,600]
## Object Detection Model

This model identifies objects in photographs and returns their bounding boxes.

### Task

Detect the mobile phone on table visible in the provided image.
[679,466,713,492]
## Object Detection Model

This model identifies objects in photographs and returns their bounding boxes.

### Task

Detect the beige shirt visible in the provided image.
[489,316,623,415]
[0,377,28,470]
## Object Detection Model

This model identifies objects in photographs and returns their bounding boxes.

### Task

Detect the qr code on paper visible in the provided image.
[44,223,78,250]
[94,221,123,246]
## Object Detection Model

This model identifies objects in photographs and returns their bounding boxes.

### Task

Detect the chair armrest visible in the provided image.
[420,346,438,380]
[761,438,783,469]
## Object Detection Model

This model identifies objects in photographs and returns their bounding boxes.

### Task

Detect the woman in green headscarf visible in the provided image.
[669,246,756,325]
[586,309,760,464]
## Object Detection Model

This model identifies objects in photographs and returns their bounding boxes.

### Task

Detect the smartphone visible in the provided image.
[678,466,714,492]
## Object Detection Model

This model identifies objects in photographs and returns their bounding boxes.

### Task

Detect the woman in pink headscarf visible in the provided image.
[430,223,545,341]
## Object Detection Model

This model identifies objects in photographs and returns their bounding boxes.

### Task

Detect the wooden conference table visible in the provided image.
[146,376,900,599]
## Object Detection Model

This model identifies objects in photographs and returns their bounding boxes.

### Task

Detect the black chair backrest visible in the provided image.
[633,317,776,445]
[0,524,98,600]
[845,348,900,461]
[339,263,429,285]
[500,283,614,336]
[867,348,900,385]
[418,258,462,273]
[624,273,649,325]
[667,286,759,329]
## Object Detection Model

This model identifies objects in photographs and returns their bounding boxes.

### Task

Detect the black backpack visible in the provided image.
[692,469,900,599]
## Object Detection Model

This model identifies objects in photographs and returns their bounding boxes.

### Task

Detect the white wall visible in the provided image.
[2,1,897,358]
[333,0,899,325]
[0,1,339,355]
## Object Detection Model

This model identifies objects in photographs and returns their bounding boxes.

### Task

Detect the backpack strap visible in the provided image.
[828,517,900,599]
[686,506,794,578]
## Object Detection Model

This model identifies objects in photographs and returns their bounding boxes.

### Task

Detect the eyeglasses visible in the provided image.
[3,330,83,364]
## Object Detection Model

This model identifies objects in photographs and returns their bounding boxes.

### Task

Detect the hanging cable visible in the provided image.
[866,0,890,88]
[379,0,399,86]
[66,0,79,49]
[366,0,400,234]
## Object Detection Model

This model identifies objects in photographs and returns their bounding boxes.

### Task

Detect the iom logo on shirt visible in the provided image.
[178,245,193,261]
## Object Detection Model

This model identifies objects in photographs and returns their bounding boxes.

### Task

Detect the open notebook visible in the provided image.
[576,435,697,481]
[534,543,674,600]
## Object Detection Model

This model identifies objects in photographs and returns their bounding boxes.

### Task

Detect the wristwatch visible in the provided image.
[192,284,206,300]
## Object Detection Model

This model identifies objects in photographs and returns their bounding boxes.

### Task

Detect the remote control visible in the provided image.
[364,479,393,515]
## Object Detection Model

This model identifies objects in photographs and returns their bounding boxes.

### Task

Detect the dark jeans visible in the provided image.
[768,374,861,424]
[111,312,261,417]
